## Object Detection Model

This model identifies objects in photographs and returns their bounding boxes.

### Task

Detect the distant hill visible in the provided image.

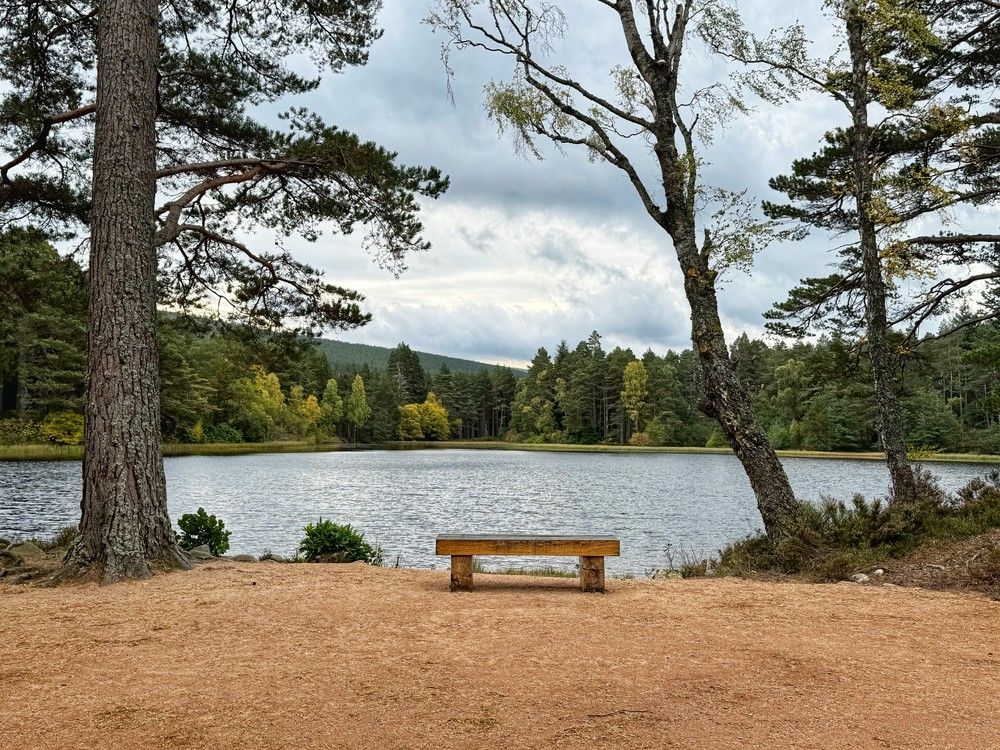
[316,339,526,376]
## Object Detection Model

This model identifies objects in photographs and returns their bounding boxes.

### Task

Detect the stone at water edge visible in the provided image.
[229,554,256,562]
[8,542,46,562]
[188,544,216,560]
[851,573,871,584]
[872,568,885,577]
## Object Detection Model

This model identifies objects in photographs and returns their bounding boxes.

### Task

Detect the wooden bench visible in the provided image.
[435,534,621,592]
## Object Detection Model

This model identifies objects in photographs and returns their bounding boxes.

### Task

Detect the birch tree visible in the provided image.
[429,0,803,539]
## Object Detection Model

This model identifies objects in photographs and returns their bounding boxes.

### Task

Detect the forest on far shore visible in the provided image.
[3,229,998,455]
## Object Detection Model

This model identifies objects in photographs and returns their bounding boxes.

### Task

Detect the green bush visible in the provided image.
[679,558,709,578]
[186,420,207,444]
[299,519,382,564]
[705,428,729,448]
[204,422,243,443]
[176,508,231,555]
[0,418,45,445]
[39,412,84,445]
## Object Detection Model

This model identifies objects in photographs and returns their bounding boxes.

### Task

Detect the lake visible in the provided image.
[0,449,994,575]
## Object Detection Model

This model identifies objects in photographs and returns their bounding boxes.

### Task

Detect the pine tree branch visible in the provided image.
[905,233,1000,246]
[0,103,96,185]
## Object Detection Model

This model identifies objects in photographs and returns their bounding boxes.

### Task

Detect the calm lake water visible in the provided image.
[0,449,994,574]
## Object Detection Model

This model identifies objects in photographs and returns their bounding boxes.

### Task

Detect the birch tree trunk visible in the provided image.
[677,233,800,538]
[60,0,189,581]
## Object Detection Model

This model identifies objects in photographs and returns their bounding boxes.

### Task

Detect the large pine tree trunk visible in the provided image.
[846,10,917,505]
[679,241,801,540]
[60,0,189,582]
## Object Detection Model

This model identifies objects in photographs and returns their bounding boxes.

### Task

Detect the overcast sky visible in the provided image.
[269,2,856,366]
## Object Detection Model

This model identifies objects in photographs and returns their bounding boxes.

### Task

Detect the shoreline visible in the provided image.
[2,439,999,464]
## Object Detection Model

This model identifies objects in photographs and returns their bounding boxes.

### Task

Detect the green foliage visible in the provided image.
[418,392,450,440]
[387,342,428,403]
[2,1,449,332]
[680,559,709,578]
[395,392,451,440]
[204,422,243,444]
[298,519,382,564]
[344,374,372,440]
[186,420,207,444]
[315,339,522,376]
[621,360,648,431]
[0,229,87,418]
[3,258,1000,457]
[159,323,213,439]
[0,418,43,445]
[287,385,322,438]
[756,3,1000,344]
[176,508,231,555]
[320,378,344,433]
[904,389,960,450]
[39,411,83,445]
[705,428,729,448]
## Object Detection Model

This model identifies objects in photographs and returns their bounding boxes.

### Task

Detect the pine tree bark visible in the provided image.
[846,9,917,505]
[60,0,189,582]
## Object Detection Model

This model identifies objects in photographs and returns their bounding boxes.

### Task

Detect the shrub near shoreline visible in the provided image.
[299,519,383,565]
[707,469,1000,592]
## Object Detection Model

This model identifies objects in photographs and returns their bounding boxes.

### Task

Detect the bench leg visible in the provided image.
[579,556,605,592]
[450,555,473,591]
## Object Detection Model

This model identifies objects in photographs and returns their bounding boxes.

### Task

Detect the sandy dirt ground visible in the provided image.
[1,563,998,750]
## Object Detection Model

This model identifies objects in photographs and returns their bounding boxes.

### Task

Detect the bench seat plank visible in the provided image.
[436,534,620,557]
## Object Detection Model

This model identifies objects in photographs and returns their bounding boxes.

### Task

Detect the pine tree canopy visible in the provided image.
[703,0,1000,340]
[0,0,449,331]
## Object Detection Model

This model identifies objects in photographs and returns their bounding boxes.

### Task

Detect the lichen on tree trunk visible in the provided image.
[679,244,800,541]
[58,0,189,583]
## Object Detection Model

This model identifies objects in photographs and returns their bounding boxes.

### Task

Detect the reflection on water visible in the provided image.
[0,449,992,574]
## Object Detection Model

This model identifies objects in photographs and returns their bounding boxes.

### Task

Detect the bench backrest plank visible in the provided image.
[435,534,620,557]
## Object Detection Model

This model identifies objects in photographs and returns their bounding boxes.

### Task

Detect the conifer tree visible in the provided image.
[0,0,447,580]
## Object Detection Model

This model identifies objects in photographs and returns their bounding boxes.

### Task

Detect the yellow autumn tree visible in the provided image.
[397,403,424,440]
[419,392,450,440]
